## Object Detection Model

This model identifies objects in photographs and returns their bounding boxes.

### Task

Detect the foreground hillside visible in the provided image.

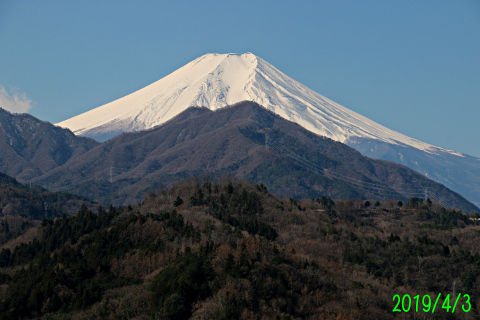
[0,172,96,247]
[1,176,479,319]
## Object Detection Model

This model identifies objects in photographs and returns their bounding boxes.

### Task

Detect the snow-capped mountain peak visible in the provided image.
[56,52,458,157]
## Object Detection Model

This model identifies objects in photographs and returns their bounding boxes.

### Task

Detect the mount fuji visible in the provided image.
[56,53,480,208]
[56,53,450,153]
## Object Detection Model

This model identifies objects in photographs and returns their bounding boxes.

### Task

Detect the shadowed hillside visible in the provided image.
[0,171,96,247]
[0,108,99,181]
[33,102,479,212]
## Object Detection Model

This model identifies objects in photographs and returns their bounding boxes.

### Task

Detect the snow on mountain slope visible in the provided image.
[56,53,461,157]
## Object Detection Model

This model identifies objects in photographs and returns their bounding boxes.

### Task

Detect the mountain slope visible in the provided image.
[0,108,100,181]
[41,102,478,212]
[347,137,480,208]
[2,176,480,319]
[0,170,96,248]
[55,53,480,208]
[0,170,94,220]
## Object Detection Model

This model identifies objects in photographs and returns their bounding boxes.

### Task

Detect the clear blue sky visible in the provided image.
[1,0,479,157]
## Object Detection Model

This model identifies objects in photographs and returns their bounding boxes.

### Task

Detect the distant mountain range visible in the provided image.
[0,102,473,212]
[54,53,480,208]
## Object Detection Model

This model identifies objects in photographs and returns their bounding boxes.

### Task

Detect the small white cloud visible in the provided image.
[0,86,34,114]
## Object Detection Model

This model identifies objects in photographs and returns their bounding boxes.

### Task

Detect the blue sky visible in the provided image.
[1,0,479,157]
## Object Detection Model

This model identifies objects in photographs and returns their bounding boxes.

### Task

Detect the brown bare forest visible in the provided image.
[0,176,479,319]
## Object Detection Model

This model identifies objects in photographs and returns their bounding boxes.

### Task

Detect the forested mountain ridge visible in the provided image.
[0,171,96,247]
[33,102,478,212]
[0,171,94,219]
[0,176,479,319]
[0,108,99,181]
